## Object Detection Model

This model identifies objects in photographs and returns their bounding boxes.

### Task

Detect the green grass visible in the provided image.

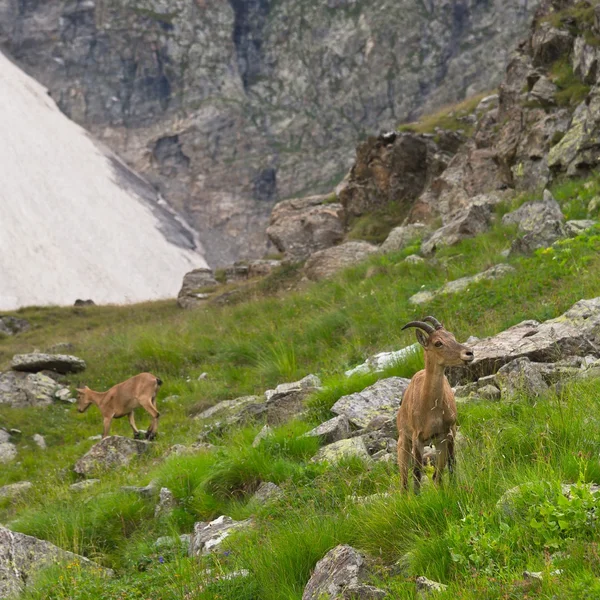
[5,174,600,598]
[550,57,591,107]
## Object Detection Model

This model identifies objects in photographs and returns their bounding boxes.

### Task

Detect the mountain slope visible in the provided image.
[0,0,541,265]
[0,51,206,310]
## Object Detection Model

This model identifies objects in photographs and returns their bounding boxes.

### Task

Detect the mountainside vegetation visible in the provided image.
[2,172,600,598]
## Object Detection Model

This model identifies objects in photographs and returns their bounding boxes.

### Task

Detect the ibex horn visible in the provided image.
[401,321,435,335]
[423,316,443,330]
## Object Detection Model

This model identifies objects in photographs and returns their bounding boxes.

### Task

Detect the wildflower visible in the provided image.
[158,556,165,564]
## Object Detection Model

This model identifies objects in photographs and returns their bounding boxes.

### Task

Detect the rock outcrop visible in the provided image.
[0,526,111,598]
[0,316,29,336]
[0,371,70,408]
[177,268,218,309]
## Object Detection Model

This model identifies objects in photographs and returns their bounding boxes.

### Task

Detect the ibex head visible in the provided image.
[75,386,93,413]
[402,316,474,367]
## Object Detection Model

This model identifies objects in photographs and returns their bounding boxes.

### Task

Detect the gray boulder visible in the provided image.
[74,436,150,477]
[529,76,557,106]
[450,297,600,383]
[189,516,252,556]
[0,443,17,464]
[0,525,111,598]
[177,268,218,309]
[0,316,29,336]
[32,434,46,450]
[421,203,493,256]
[267,195,345,262]
[302,545,366,600]
[154,487,177,518]
[331,377,410,428]
[503,192,566,255]
[196,395,267,436]
[341,584,387,599]
[531,22,573,67]
[303,242,379,282]
[311,437,371,464]
[11,353,86,374]
[380,223,429,254]
[565,219,597,237]
[0,371,68,408]
[264,374,322,424]
[250,482,284,505]
[0,431,9,444]
[0,482,32,499]
[303,415,351,445]
[477,384,502,401]
[496,357,549,398]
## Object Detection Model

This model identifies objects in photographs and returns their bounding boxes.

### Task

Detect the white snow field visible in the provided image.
[0,51,207,310]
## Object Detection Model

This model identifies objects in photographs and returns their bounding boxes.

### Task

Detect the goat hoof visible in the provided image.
[145,431,156,441]
[133,431,144,440]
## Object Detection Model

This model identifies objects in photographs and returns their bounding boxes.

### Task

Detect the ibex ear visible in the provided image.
[415,329,429,348]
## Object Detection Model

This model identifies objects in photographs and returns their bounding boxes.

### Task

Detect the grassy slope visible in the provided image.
[2,175,600,598]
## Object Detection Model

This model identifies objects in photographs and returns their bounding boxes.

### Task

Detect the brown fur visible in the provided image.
[76,372,162,440]
[397,321,473,492]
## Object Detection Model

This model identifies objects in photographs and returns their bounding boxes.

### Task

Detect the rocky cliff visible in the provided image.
[0,0,539,266]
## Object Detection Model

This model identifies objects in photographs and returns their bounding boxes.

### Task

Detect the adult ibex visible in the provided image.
[76,373,162,440]
[397,316,473,492]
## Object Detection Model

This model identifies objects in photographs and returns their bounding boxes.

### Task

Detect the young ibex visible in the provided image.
[76,373,162,440]
[397,316,473,492]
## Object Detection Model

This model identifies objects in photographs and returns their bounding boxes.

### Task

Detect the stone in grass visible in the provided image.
[477,384,501,401]
[250,482,284,505]
[416,576,447,597]
[154,487,177,518]
[252,424,273,448]
[74,436,150,476]
[302,545,366,600]
[69,479,100,492]
[32,434,46,450]
[311,437,370,465]
[302,415,351,444]
[0,442,17,464]
[0,481,32,499]
[341,583,388,599]
[189,516,253,556]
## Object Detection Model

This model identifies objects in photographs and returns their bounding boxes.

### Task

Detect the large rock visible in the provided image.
[267,196,345,262]
[421,203,494,256]
[303,242,379,281]
[331,377,410,428]
[0,316,29,336]
[531,22,573,67]
[189,516,252,556]
[177,268,218,309]
[0,443,17,464]
[503,191,566,255]
[415,576,448,597]
[496,357,549,398]
[311,437,371,464]
[409,264,515,305]
[339,131,462,219]
[302,545,367,600]
[303,415,352,445]
[264,374,322,424]
[0,525,111,598]
[74,436,150,477]
[380,223,430,254]
[196,395,267,437]
[250,482,284,505]
[0,371,68,408]
[450,297,600,383]
[11,353,86,374]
